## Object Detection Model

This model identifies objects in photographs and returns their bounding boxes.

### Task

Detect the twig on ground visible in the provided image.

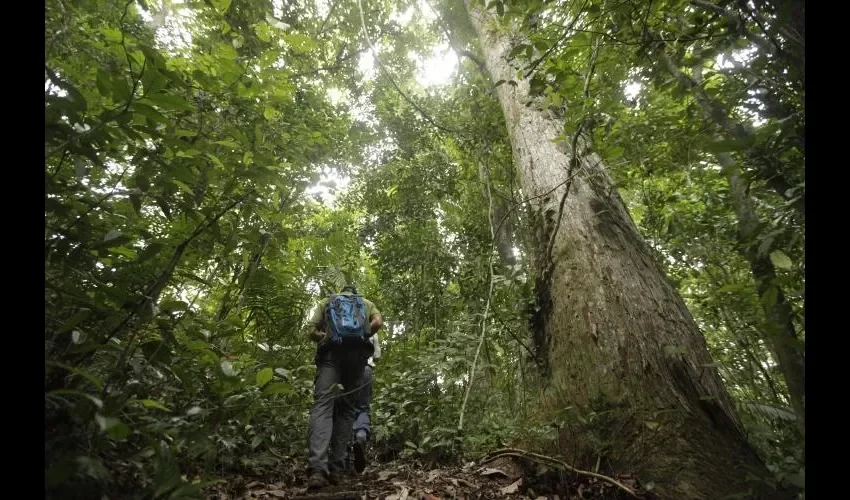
[480,448,638,497]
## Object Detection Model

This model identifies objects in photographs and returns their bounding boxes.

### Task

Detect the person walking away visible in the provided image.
[303,285,383,489]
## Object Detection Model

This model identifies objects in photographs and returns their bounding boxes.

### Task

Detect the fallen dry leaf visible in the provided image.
[386,486,410,500]
[500,478,522,495]
[479,467,510,478]
[379,470,397,481]
[483,457,525,480]
[454,478,476,488]
[246,481,262,489]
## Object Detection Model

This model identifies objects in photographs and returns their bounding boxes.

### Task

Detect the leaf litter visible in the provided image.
[204,453,656,500]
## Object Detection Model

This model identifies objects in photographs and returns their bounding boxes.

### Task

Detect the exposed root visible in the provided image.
[481,447,639,497]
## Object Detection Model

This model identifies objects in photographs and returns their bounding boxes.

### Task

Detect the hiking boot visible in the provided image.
[328,471,343,486]
[306,470,329,490]
[353,435,367,474]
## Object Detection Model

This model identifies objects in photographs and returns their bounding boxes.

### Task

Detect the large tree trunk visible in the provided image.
[467,5,782,499]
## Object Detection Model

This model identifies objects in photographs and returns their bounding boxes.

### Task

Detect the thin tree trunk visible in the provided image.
[660,54,806,436]
[478,162,517,267]
[467,5,782,499]
[727,166,805,434]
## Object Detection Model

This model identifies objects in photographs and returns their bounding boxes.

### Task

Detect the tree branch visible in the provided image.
[357,0,460,135]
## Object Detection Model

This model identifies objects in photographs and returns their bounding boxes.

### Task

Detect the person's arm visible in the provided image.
[368,313,383,337]
[303,300,328,343]
[366,300,383,337]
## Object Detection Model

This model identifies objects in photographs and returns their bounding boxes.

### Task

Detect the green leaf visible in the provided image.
[216,42,238,61]
[44,361,103,390]
[251,435,263,449]
[141,92,196,113]
[263,106,280,121]
[211,0,232,14]
[263,382,294,396]
[175,149,202,158]
[761,285,779,309]
[48,389,103,408]
[173,180,194,195]
[256,367,273,387]
[215,139,240,149]
[102,27,123,43]
[139,399,172,412]
[205,152,225,168]
[133,103,170,124]
[769,250,793,270]
[108,246,138,259]
[160,299,188,312]
[96,414,131,440]
[607,146,625,158]
[254,21,272,43]
[141,69,168,94]
[96,69,112,97]
[112,77,132,103]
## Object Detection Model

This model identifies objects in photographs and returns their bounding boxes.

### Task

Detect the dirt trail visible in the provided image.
[205,453,655,500]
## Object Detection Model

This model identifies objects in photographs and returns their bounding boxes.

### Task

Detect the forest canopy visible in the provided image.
[45,0,804,498]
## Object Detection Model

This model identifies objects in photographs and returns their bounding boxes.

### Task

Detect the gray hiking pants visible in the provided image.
[308,348,369,474]
[352,364,373,440]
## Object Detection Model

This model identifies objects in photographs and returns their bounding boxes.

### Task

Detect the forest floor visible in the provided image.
[203,452,656,500]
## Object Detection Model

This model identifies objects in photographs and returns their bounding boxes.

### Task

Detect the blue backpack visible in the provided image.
[326,294,368,345]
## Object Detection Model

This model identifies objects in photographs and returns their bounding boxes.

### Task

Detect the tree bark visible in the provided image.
[467,4,782,499]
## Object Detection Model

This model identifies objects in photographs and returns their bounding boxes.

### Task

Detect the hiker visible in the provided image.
[349,332,380,474]
[304,284,383,489]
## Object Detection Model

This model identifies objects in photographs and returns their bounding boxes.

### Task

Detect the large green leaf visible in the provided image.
[263,382,295,396]
[256,367,273,387]
[769,250,793,270]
